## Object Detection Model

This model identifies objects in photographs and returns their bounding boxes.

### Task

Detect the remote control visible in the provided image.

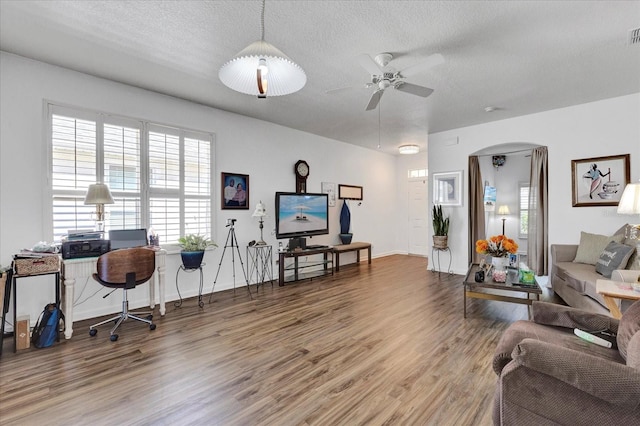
[574,328,612,348]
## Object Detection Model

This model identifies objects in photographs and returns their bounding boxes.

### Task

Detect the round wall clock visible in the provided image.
[295,160,309,193]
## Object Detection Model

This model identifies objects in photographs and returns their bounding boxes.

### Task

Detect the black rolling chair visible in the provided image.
[89,247,157,341]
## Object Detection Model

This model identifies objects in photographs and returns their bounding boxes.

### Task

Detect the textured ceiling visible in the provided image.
[1,1,639,155]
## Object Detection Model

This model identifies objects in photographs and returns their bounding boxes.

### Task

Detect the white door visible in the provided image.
[408,179,428,256]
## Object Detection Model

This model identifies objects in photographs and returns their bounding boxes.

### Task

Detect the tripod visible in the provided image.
[209,222,252,302]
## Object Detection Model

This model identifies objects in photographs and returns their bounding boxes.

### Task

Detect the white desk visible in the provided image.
[61,249,166,339]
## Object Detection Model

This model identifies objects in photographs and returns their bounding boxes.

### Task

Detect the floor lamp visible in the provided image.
[498,205,510,235]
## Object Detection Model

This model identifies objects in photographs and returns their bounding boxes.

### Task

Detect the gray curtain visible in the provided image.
[528,146,549,275]
[468,156,486,264]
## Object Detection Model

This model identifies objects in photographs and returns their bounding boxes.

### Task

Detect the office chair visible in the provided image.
[89,247,157,341]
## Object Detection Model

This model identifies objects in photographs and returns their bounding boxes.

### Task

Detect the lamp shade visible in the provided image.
[617,182,640,214]
[219,40,306,97]
[398,144,420,155]
[252,201,267,217]
[497,205,510,215]
[84,183,114,205]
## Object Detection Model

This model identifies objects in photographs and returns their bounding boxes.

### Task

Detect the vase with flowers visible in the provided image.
[475,235,519,282]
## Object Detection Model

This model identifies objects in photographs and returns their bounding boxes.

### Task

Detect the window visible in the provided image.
[49,104,214,244]
[519,182,529,239]
[408,168,428,178]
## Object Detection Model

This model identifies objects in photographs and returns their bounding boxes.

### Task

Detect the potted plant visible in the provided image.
[178,234,217,269]
[432,204,450,249]
[339,200,352,244]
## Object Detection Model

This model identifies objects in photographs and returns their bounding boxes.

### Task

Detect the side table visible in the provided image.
[431,246,453,275]
[175,263,205,308]
[246,245,274,289]
[596,279,640,319]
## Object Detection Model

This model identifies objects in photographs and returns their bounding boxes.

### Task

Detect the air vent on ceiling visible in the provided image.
[629,27,640,45]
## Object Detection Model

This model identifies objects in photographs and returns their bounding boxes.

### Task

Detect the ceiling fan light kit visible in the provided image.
[398,144,420,155]
[218,0,306,97]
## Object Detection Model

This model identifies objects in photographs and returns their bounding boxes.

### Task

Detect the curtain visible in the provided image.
[528,146,549,275]
[468,156,486,264]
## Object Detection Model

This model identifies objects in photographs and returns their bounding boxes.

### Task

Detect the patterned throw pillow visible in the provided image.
[573,232,624,265]
[595,241,634,278]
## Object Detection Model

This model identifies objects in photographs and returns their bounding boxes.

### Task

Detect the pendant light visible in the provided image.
[219,0,306,98]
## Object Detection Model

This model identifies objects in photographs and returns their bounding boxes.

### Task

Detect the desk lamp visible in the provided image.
[252,201,267,246]
[498,205,510,235]
[84,183,114,232]
[617,181,640,269]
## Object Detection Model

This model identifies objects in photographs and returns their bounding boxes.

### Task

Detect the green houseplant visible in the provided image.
[432,204,450,249]
[178,234,216,269]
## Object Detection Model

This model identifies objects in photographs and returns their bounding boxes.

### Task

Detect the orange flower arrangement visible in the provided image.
[476,235,518,257]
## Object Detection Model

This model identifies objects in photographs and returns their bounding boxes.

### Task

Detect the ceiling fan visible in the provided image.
[357,52,444,111]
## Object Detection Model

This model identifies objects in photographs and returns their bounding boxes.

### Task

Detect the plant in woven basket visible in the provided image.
[432,204,450,249]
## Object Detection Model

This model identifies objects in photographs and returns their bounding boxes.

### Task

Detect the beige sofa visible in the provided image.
[551,226,639,316]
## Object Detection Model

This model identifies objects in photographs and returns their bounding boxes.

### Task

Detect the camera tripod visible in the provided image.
[209,221,252,303]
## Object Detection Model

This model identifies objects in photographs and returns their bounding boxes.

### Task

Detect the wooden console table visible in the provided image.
[278,247,333,286]
[332,242,371,271]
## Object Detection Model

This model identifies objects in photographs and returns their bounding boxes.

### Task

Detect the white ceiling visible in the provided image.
[1,1,639,155]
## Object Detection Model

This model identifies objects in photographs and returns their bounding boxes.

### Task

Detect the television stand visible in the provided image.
[278,247,333,286]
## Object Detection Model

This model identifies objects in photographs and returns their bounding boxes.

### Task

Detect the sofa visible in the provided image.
[551,225,639,316]
[493,300,640,425]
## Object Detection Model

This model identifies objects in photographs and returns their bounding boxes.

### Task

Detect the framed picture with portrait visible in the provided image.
[433,170,463,206]
[221,172,249,210]
[571,154,630,207]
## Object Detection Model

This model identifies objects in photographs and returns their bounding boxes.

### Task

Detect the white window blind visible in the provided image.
[49,104,214,244]
[519,182,529,239]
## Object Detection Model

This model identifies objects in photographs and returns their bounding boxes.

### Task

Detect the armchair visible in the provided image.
[493,301,640,425]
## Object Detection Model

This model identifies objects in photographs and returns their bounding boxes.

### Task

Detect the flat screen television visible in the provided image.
[275,192,329,240]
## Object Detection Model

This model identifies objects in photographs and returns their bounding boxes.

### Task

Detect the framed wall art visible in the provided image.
[321,182,337,207]
[221,172,249,209]
[433,170,463,206]
[571,154,630,207]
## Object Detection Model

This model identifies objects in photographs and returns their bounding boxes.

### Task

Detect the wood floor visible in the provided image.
[0,255,558,425]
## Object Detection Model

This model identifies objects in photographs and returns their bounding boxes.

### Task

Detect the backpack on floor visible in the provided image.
[31,303,61,348]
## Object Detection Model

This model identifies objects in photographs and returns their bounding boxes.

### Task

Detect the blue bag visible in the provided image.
[31,303,61,348]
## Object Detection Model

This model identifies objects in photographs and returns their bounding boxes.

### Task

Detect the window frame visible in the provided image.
[46,102,215,245]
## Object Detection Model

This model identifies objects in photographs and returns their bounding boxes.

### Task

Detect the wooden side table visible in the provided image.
[596,279,640,319]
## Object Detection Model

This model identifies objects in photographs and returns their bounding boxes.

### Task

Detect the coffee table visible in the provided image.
[463,263,542,318]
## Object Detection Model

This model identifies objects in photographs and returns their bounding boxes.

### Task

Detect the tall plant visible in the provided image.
[432,204,450,236]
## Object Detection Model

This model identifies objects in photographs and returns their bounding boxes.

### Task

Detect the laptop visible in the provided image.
[109,229,148,250]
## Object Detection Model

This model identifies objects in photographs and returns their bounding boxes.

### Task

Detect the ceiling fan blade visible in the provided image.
[400,53,444,78]
[357,54,383,75]
[395,82,434,98]
[365,90,384,111]
[325,86,354,95]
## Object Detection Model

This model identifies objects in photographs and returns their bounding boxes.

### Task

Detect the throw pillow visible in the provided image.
[595,241,634,278]
[617,299,640,362]
[573,232,624,265]
[623,224,640,270]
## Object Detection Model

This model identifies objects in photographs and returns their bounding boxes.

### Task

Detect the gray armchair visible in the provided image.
[493,301,640,425]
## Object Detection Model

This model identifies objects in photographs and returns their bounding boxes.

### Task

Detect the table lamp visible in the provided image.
[498,205,510,235]
[617,181,640,269]
[252,200,267,246]
[84,183,114,231]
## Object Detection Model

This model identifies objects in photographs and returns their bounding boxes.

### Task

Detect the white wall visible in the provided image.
[0,52,400,323]
[428,93,640,274]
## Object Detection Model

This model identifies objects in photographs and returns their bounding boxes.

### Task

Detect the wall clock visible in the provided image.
[294,160,309,193]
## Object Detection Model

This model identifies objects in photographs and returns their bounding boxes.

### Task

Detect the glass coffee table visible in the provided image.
[463,263,542,318]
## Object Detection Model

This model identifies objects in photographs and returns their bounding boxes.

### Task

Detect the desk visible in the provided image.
[61,249,166,339]
[596,279,640,319]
